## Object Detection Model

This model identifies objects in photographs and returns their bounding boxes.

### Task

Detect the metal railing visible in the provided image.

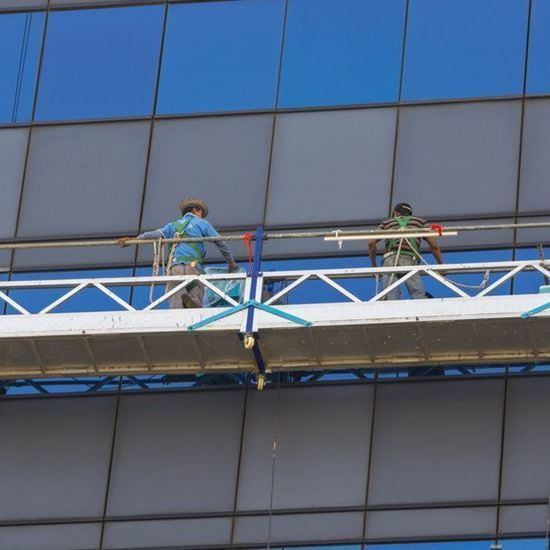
[1,260,548,316]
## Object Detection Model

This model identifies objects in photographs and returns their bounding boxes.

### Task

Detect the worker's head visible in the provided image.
[393,202,413,217]
[179,198,209,218]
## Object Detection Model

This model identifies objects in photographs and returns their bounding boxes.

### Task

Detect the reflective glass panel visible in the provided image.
[157,0,284,114]
[499,539,548,550]
[5,268,133,314]
[0,11,44,123]
[279,0,406,107]
[367,543,493,550]
[527,0,550,94]
[403,0,528,100]
[513,246,550,295]
[35,5,164,121]
[422,249,514,298]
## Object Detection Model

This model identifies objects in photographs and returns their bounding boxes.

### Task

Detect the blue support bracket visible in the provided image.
[187,226,311,390]
[187,300,312,331]
[521,285,550,319]
[521,302,550,319]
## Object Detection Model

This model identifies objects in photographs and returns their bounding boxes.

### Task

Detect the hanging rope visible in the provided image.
[149,239,161,304]
[403,237,490,291]
[242,233,254,273]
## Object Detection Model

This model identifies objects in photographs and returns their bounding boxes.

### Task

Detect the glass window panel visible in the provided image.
[12,244,136,271]
[0,128,28,240]
[367,542,493,550]
[142,115,271,228]
[103,518,231,549]
[366,508,496,541]
[0,0,47,9]
[421,249,513,299]
[0,524,101,550]
[513,246,549,295]
[368,379,504,505]
[501,377,550,500]
[233,513,364,546]
[266,108,396,226]
[500,540,548,550]
[499,505,549,537]
[527,0,550,94]
[0,11,44,123]
[0,397,115,520]
[35,5,163,121]
[18,121,149,239]
[262,256,377,304]
[515,216,550,247]
[52,0,163,5]
[279,0,406,107]
[5,268,133,315]
[157,0,284,114]
[519,99,550,214]
[107,391,244,516]
[403,0,528,100]
[393,102,521,219]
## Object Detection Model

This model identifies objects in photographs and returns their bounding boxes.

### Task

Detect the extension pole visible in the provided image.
[0,221,549,250]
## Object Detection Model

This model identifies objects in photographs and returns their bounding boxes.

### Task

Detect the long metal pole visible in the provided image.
[0,221,549,250]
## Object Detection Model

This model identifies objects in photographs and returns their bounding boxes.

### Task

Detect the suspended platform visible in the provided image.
[0,261,549,379]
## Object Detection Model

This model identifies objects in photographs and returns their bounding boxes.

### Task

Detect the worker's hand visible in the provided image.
[117,237,131,248]
[228,262,239,272]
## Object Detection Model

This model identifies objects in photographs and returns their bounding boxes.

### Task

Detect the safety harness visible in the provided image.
[385,215,421,259]
[166,217,206,271]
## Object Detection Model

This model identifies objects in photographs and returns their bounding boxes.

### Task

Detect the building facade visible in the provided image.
[0,0,549,548]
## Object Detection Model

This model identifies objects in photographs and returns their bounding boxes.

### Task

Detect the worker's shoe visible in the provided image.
[181,294,200,309]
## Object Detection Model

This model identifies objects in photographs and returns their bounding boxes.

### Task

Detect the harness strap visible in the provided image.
[386,215,420,255]
[169,217,206,269]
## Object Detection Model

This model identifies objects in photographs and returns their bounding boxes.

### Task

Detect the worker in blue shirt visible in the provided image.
[119,198,237,308]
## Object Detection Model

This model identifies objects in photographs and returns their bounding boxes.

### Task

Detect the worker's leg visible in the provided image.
[382,255,402,300]
[166,264,186,309]
[166,264,203,308]
[183,264,204,308]
[402,256,427,299]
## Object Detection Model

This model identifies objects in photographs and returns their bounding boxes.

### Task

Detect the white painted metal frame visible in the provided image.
[0,261,547,316]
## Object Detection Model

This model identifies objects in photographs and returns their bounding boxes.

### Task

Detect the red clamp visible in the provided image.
[242,233,254,268]
[431,224,443,237]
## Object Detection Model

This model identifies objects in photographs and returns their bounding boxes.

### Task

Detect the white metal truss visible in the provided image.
[0,260,548,378]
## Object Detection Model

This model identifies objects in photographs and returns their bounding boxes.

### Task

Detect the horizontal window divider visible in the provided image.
[5,499,547,530]
[4,94,550,131]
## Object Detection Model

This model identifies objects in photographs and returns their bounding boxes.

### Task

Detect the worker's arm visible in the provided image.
[203,222,237,271]
[216,239,237,271]
[368,239,379,268]
[426,236,444,264]
[118,229,164,247]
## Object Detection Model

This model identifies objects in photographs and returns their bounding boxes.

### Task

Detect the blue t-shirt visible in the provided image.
[159,213,220,265]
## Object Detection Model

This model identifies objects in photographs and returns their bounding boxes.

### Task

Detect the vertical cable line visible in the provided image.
[494,369,510,546]
[361,370,379,549]
[6,6,50,314]
[12,13,32,123]
[261,0,289,227]
[387,0,410,217]
[266,375,282,549]
[511,0,534,286]
[229,377,250,549]
[129,1,169,304]
[98,377,124,550]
